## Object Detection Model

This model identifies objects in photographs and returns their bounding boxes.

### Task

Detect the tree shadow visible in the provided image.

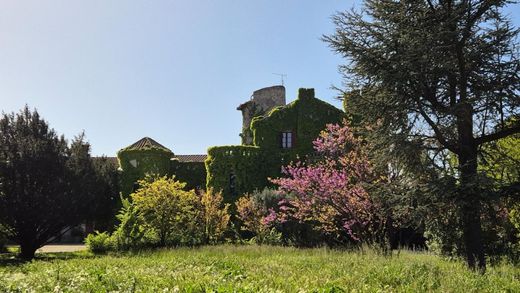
[0,250,96,267]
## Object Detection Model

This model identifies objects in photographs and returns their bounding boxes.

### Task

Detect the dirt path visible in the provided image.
[36,244,86,253]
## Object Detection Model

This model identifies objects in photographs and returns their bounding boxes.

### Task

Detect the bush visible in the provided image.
[235,188,287,245]
[199,188,230,244]
[85,231,114,254]
[250,228,283,246]
[132,176,203,246]
[112,197,157,251]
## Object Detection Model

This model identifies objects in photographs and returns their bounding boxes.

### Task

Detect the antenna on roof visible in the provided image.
[272,73,287,86]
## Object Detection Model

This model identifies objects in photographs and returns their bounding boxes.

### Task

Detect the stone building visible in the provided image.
[115,85,343,203]
[206,87,344,203]
[237,86,286,145]
[116,137,206,197]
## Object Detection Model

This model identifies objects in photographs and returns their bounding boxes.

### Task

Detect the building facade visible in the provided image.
[116,86,344,203]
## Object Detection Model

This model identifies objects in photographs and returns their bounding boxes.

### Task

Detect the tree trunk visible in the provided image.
[19,241,37,261]
[457,104,486,272]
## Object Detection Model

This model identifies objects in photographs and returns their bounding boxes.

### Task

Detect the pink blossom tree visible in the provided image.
[271,120,379,243]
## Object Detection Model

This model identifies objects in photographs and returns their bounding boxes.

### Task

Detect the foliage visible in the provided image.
[233,190,280,244]
[131,176,202,246]
[170,160,207,190]
[111,197,151,251]
[252,88,343,153]
[117,148,173,197]
[207,89,344,201]
[199,188,230,244]
[235,195,268,238]
[324,0,520,271]
[85,231,114,254]
[205,146,269,204]
[0,225,6,253]
[0,106,100,260]
[2,246,520,292]
[271,120,378,245]
[87,157,120,232]
[480,131,520,185]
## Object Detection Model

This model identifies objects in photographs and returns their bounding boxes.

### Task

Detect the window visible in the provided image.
[229,172,236,195]
[281,131,293,149]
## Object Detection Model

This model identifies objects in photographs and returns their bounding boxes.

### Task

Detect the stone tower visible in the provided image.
[237,85,286,145]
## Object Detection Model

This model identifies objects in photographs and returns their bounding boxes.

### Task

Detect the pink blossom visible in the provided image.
[271,119,376,242]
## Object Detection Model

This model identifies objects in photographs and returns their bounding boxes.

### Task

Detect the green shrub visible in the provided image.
[131,175,203,246]
[112,197,156,251]
[250,228,283,245]
[85,231,115,254]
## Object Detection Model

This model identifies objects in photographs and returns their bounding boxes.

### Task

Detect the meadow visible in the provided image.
[0,245,519,292]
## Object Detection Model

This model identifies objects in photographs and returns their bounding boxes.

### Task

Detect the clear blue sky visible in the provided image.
[1,1,518,156]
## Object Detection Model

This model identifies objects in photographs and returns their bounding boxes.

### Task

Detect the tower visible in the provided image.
[236,85,286,145]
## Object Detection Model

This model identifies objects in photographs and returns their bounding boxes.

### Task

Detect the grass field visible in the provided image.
[0,245,519,292]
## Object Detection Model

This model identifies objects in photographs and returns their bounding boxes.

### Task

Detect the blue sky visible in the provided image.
[0,1,518,156]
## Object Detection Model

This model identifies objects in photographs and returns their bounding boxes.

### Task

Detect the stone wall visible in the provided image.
[237,85,286,145]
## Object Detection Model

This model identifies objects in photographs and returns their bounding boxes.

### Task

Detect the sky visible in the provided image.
[0,1,518,156]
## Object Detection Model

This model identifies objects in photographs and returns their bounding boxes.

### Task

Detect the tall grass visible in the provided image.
[1,245,519,292]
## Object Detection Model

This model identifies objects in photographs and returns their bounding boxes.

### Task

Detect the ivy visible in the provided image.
[252,88,344,162]
[118,149,173,197]
[205,146,271,204]
[207,88,344,201]
[171,160,207,191]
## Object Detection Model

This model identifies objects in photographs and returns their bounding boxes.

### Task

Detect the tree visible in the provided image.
[131,176,202,246]
[324,0,520,271]
[271,120,378,245]
[87,156,120,232]
[0,106,97,260]
[199,188,230,244]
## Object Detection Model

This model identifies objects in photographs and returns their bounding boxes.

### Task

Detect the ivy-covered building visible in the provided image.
[114,86,343,202]
[206,87,344,203]
[117,137,206,197]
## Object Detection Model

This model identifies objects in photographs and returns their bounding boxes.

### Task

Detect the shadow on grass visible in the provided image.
[0,250,96,267]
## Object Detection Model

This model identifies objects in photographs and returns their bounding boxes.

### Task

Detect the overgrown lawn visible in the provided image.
[0,245,519,292]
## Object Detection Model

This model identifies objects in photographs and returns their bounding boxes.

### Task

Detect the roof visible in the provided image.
[92,156,119,167]
[121,137,172,152]
[172,154,207,163]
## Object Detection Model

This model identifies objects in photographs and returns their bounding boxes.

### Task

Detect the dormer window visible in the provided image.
[281,131,293,149]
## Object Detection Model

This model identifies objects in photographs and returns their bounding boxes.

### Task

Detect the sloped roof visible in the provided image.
[121,137,172,153]
[92,156,118,167]
[172,154,207,163]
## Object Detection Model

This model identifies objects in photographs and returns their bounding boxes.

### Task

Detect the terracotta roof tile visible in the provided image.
[122,137,172,152]
[172,154,207,163]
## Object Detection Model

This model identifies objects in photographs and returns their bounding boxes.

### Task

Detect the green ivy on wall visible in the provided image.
[170,160,207,191]
[206,88,344,201]
[118,148,173,197]
[205,145,272,204]
[252,88,343,161]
